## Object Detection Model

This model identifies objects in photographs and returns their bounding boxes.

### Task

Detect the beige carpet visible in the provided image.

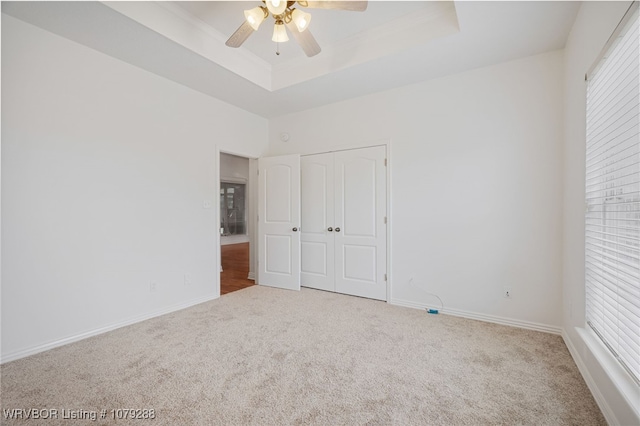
[1,286,605,425]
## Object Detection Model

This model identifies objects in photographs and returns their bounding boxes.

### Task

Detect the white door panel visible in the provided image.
[343,244,377,282]
[265,235,292,274]
[335,146,386,300]
[301,241,327,274]
[301,158,330,234]
[258,155,300,291]
[300,153,335,292]
[265,164,292,222]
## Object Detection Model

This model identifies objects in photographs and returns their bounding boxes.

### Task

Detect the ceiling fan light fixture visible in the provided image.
[244,6,267,31]
[291,9,312,32]
[272,21,289,42]
[266,0,287,16]
[227,0,368,56]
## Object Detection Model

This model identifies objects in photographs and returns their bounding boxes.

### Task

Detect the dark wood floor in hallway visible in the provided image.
[221,242,254,295]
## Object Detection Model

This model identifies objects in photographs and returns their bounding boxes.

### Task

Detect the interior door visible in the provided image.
[258,155,301,291]
[300,153,335,291]
[334,146,387,300]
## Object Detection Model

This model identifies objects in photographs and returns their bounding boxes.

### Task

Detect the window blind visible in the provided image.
[585,3,640,385]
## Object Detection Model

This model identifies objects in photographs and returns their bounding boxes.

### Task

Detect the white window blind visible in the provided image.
[585,3,640,385]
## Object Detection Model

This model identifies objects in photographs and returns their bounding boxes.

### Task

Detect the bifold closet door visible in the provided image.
[300,153,335,292]
[300,146,387,301]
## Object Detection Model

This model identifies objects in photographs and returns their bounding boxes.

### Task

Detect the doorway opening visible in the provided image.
[220,242,253,295]
[219,152,256,295]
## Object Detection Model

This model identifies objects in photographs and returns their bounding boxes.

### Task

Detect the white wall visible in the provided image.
[1,15,268,361]
[268,50,565,331]
[562,2,639,424]
[220,153,250,182]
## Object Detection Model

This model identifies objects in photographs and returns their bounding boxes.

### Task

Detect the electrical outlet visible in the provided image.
[504,286,512,298]
[150,282,157,293]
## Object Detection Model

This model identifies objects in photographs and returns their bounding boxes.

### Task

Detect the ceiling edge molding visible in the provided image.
[102,1,273,91]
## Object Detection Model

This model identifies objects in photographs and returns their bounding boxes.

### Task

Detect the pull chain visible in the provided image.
[276,41,280,56]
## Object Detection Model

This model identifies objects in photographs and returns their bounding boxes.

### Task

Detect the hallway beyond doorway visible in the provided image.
[221,242,254,295]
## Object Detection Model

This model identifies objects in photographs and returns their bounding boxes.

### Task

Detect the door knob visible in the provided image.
[292,227,298,232]
[328,227,333,232]
[335,227,341,232]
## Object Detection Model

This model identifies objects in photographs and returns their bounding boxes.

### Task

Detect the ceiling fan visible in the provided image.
[225,1,368,57]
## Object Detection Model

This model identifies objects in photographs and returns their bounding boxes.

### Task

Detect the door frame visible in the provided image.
[215,146,259,298]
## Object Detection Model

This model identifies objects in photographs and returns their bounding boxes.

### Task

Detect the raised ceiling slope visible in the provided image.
[2,1,580,118]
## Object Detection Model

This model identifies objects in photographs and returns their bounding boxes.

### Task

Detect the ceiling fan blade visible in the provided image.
[302,1,368,11]
[225,21,255,48]
[285,21,321,57]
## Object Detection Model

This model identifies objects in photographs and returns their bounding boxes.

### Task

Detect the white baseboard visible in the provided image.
[1,294,219,364]
[561,329,619,425]
[390,298,562,335]
[247,272,255,280]
[221,235,249,245]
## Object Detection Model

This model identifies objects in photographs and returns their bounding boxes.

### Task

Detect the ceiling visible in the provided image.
[2,1,581,118]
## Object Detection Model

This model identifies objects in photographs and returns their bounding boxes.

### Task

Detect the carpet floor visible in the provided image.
[1,286,605,425]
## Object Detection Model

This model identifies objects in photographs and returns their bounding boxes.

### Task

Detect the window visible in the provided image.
[220,182,246,236]
[585,3,639,385]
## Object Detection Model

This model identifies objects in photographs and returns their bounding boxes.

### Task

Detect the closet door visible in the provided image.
[300,153,335,291]
[334,146,387,301]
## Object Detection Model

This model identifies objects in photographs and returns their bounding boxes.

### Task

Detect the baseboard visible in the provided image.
[1,293,220,364]
[247,272,255,280]
[220,235,249,246]
[561,329,619,425]
[390,298,562,335]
